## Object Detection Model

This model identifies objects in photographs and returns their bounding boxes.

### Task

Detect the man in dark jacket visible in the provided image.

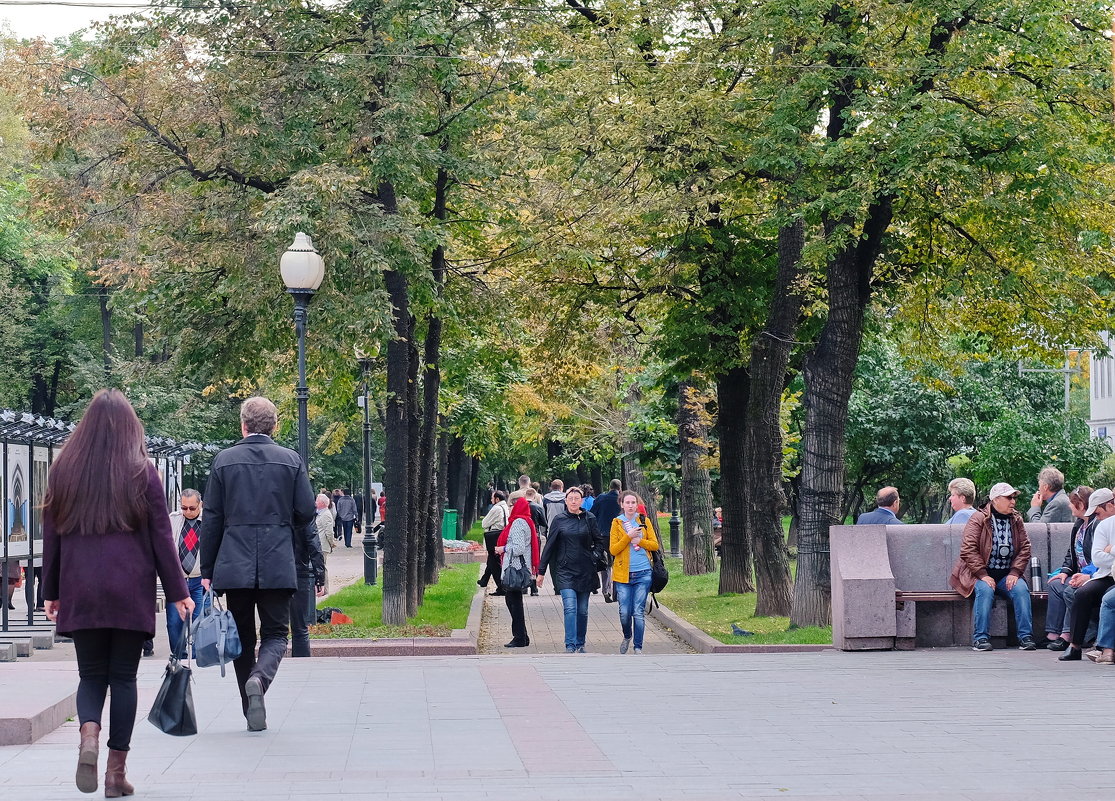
[201,397,318,731]
[335,489,358,548]
[590,479,622,602]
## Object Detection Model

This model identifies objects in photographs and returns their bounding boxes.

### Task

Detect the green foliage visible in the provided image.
[311,562,479,638]
[971,412,1110,492]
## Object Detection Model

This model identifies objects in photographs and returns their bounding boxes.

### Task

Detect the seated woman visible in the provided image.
[1044,486,1095,650]
[1058,489,1115,661]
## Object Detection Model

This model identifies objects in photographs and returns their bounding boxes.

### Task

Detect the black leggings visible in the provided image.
[70,628,146,751]
[1071,576,1115,648]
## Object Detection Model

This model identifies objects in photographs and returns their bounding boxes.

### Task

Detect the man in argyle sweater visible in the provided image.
[166,488,210,658]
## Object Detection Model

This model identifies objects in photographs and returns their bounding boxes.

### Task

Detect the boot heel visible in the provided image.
[76,722,99,793]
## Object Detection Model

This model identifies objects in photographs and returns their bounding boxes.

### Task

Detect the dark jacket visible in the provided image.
[335,495,358,522]
[948,505,1031,598]
[1058,517,1096,575]
[529,501,548,535]
[591,490,621,535]
[295,521,326,584]
[538,509,603,593]
[42,464,189,638]
[200,434,317,592]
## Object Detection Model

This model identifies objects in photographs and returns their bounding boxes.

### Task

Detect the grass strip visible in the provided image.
[311,561,481,639]
[657,557,832,645]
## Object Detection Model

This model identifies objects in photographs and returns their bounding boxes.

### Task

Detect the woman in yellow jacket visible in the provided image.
[609,491,660,654]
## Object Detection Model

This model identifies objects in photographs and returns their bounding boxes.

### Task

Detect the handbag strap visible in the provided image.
[196,588,230,677]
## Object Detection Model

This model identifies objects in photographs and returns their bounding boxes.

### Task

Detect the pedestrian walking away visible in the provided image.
[335,489,358,548]
[42,389,194,796]
[610,491,660,654]
[536,486,604,653]
[496,497,540,648]
[200,396,318,732]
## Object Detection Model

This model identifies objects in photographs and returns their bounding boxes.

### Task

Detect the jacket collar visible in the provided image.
[237,433,275,445]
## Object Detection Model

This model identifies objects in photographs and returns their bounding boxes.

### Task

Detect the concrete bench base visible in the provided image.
[833,523,1065,650]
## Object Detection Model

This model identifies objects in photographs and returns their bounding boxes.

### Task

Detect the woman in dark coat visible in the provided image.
[536,486,603,652]
[43,389,193,796]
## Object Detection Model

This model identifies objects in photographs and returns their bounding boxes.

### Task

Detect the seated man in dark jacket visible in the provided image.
[201,397,317,731]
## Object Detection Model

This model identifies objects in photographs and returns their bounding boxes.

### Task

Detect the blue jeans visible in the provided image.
[559,589,590,649]
[615,569,652,649]
[1095,587,1115,651]
[972,576,1032,643]
[166,576,209,658]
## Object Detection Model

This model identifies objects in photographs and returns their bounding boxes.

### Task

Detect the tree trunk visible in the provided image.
[381,267,410,626]
[406,315,421,617]
[792,201,893,627]
[435,429,449,569]
[590,465,603,495]
[464,456,480,535]
[717,365,755,593]
[98,284,113,384]
[620,381,660,536]
[678,381,716,575]
[447,436,469,539]
[744,220,804,616]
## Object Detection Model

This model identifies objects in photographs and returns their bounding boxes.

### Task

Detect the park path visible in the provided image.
[477,571,694,655]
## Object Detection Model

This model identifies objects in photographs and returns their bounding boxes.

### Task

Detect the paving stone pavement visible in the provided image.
[477,572,693,655]
[5,647,1115,800]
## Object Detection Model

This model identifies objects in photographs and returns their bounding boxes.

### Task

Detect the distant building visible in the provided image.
[1090,332,1115,449]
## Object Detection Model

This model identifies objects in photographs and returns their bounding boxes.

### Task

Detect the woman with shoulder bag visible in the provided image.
[610,491,660,654]
[495,498,539,647]
[42,389,194,796]
[537,486,603,653]
[478,490,510,595]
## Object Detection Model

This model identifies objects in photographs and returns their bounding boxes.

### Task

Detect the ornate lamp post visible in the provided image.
[279,233,325,467]
[357,350,377,585]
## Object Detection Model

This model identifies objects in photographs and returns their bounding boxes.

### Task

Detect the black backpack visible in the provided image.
[639,514,669,594]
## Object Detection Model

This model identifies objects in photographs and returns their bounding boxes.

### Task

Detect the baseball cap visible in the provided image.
[988,482,1022,500]
[1085,488,1115,517]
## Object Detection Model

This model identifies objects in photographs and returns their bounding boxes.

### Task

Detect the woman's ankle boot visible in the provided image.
[104,749,134,797]
[76,722,99,793]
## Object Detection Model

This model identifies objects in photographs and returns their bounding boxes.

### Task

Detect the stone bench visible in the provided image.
[832,521,1072,650]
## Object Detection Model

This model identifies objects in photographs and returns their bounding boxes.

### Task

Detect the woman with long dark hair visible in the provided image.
[43,389,193,796]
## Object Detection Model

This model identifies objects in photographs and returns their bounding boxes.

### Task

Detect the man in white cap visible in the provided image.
[949,482,1036,651]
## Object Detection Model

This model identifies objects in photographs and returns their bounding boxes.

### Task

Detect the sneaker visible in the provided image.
[972,639,992,652]
[633,648,642,654]
[620,638,631,655]
[1046,638,1070,651]
[604,594,615,603]
[575,646,585,653]
[1097,652,1114,665]
[565,645,576,653]
[245,676,267,731]
[1018,636,1037,651]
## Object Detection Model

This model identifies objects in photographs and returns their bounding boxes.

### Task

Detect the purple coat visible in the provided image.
[42,464,189,638]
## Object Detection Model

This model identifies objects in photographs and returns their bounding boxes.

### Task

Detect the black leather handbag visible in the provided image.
[501,555,533,591]
[148,628,197,736]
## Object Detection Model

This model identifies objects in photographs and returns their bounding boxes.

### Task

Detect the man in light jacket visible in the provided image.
[201,397,318,732]
[166,489,210,658]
